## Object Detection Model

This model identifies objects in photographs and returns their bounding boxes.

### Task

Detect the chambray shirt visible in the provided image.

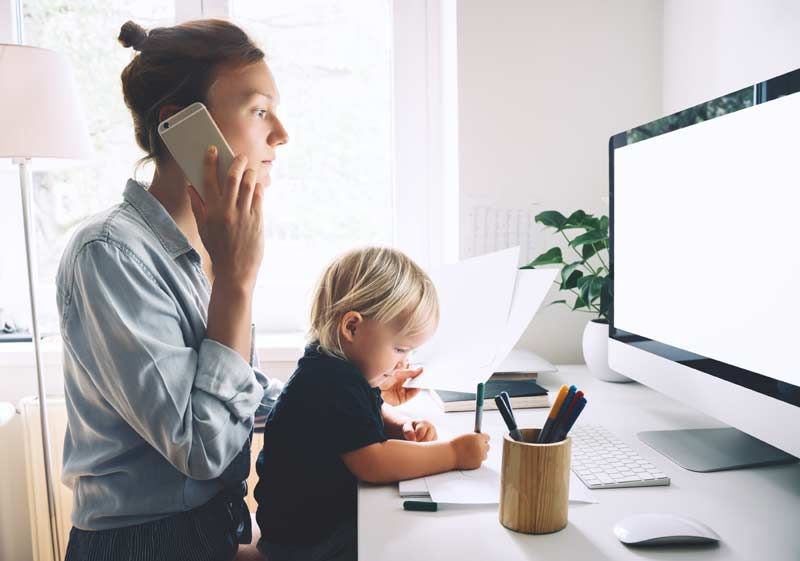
[56,179,283,531]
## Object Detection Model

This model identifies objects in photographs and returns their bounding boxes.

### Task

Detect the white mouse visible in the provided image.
[614,513,720,546]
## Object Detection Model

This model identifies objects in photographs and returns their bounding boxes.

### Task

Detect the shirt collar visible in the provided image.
[123,179,194,259]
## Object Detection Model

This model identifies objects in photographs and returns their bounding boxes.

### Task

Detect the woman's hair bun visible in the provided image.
[118,21,148,51]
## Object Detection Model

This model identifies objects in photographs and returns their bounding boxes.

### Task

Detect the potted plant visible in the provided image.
[522,210,630,382]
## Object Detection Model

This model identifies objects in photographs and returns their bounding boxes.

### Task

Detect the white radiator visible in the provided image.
[19,397,72,561]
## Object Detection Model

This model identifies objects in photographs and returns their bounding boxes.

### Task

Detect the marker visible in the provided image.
[403,500,438,512]
[474,382,485,433]
[543,385,577,443]
[499,390,512,413]
[553,397,587,442]
[546,390,583,443]
[538,384,568,443]
[494,394,523,441]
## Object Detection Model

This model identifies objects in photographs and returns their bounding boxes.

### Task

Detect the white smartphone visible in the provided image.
[157,102,236,201]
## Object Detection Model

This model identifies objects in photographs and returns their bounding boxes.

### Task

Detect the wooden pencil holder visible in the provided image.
[499,428,571,534]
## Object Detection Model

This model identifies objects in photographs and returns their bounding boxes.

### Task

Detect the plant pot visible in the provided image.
[582,319,632,383]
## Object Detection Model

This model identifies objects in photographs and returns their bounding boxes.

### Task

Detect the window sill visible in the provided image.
[0,333,307,369]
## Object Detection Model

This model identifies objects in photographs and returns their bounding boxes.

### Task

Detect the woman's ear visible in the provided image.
[158,104,183,123]
[339,311,363,344]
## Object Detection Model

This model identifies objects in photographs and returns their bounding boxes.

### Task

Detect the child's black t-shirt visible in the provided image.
[254,343,387,546]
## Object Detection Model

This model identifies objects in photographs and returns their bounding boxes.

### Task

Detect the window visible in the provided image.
[233,0,394,332]
[0,0,454,336]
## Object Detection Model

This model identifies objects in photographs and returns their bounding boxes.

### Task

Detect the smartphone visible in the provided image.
[157,102,236,200]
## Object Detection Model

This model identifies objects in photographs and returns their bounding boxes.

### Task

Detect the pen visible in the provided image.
[474,382,485,433]
[546,390,583,443]
[403,500,439,512]
[538,384,569,443]
[494,394,524,441]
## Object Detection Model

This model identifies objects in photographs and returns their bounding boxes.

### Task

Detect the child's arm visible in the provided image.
[381,403,437,441]
[340,432,489,484]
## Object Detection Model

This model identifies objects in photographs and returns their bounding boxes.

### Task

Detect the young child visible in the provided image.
[254,247,490,561]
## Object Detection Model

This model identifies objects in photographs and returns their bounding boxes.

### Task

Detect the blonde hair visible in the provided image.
[309,247,439,360]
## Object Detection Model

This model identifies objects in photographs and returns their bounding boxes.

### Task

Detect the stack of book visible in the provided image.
[429,347,557,412]
[431,376,549,412]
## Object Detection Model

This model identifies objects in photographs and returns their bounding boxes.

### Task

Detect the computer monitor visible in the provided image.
[608,67,800,472]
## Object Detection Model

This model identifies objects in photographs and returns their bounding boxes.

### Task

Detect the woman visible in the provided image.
[57,19,420,561]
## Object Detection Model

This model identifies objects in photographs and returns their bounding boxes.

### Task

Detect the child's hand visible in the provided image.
[402,419,438,442]
[379,365,424,406]
[450,433,490,470]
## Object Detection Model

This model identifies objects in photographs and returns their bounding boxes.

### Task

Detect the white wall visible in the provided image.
[663,0,800,114]
[457,0,664,364]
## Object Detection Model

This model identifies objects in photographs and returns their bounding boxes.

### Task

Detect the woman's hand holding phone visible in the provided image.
[187,145,264,290]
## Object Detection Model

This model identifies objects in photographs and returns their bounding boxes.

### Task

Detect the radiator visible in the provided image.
[19,397,72,561]
[19,397,263,560]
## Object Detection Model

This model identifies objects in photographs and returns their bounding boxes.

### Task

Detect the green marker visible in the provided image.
[403,500,438,512]
[474,382,485,433]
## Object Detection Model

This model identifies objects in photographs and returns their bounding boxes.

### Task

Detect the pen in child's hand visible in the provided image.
[474,382,485,433]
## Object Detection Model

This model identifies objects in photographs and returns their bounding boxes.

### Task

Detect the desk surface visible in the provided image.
[358,365,800,560]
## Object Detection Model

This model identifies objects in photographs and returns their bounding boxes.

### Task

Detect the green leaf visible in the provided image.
[534,211,568,230]
[599,215,609,233]
[582,215,602,230]
[560,261,583,282]
[582,240,608,260]
[524,247,563,267]
[569,229,607,248]
[563,210,589,230]
[578,274,604,306]
[561,269,584,290]
[573,295,587,310]
[547,299,569,308]
[582,243,598,260]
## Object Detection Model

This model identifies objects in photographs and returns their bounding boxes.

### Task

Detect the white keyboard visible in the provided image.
[570,424,671,489]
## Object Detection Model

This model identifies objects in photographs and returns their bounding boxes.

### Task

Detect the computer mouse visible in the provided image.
[614,513,720,546]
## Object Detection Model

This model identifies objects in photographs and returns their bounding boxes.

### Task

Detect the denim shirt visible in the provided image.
[56,179,283,531]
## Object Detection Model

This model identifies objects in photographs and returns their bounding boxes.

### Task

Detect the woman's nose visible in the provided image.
[268,116,289,147]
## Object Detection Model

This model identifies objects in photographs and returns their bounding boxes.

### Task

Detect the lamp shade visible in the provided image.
[0,43,92,160]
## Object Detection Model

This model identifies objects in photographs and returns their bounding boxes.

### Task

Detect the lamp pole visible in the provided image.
[15,156,62,561]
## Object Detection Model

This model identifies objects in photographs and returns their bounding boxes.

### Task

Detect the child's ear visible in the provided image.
[339,311,363,343]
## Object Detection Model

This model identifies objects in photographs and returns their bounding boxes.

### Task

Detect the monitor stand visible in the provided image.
[638,427,799,472]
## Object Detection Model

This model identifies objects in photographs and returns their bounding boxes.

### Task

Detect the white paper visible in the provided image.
[488,268,559,374]
[408,248,520,392]
[421,427,598,505]
[425,467,596,505]
[399,477,429,498]
[407,247,560,392]
[496,348,557,374]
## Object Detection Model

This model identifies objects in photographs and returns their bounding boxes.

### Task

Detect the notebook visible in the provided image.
[431,379,549,412]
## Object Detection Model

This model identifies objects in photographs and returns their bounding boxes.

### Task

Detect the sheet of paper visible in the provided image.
[423,428,598,505]
[425,468,597,505]
[487,268,559,373]
[406,247,520,392]
[496,348,557,374]
[399,477,429,497]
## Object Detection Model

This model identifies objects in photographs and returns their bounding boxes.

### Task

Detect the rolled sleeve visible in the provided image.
[194,338,265,422]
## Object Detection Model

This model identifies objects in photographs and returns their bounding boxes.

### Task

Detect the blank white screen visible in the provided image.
[614,92,800,388]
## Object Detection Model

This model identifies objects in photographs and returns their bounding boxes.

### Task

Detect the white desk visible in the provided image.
[358,365,800,560]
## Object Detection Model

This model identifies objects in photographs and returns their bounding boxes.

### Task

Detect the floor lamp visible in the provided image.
[0,44,92,561]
